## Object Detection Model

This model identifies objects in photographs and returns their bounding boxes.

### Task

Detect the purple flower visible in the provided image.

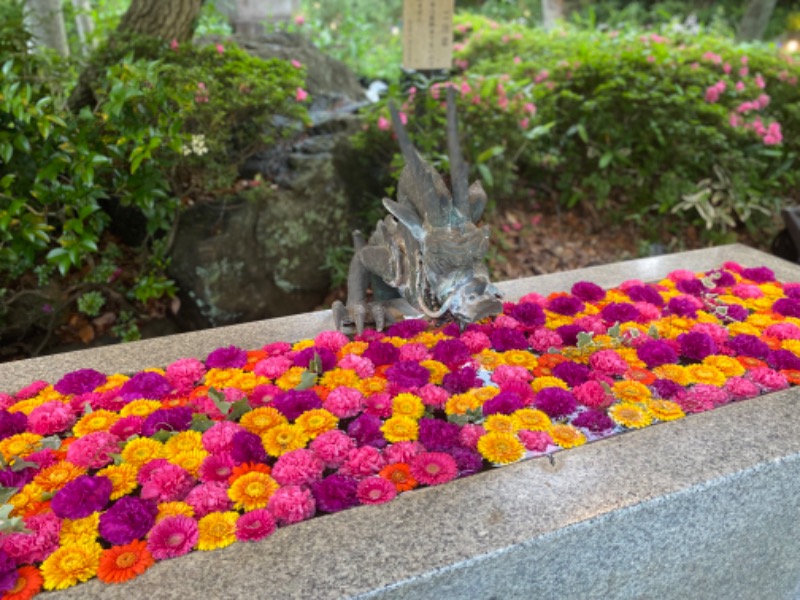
[362,341,400,366]
[571,281,606,302]
[120,371,172,400]
[418,419,461,451]
[773,298,800,319]
[556,324,583,346]
[637,339,678,368]
[600,302,640,324]
[51,475,112,519]
[552,361,590,386]
[385,319,429,339]
[347,413,387,448]
[572,409,615,432]
[441,323,462,337]
[54,368,107,395]
[721,303,748,322]
[534,387,577,418]
[0,550,17,594]
[727,334,770,359]
[450,446,483,476]
[706,269,736,287]
[0,466,35,489]
[509,302,546,327]
[767,349,800,371]
[311,474,359,513]
[490,327,529,351]
[206,345,248,369]
[483,391,525,416]
[271,390,323,422]
[99,496,158,545]
[385,361,430,389]
[442,366,482,394]
[109,415,144,439]
[676,278,706,296]
[786,287,800,301]
[667,296,699,318]
[0,411,27,441]
[625,285,664,306]
[653,378,683,399]
[678,331,717,361]
[141,406,193,436]
[432,339,472,370]
[741,266,775,283]
[230,430,267,464]
[293,347,336,372]
[547,295,585,316]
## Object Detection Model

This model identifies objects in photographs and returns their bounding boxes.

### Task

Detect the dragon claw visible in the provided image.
[332,300,391,334]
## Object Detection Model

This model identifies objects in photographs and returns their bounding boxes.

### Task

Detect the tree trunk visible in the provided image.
[68,0,203,112]
[24,0,70,57]
[737,0,778,42]
[71,0,96,54]
[541,0,564,30]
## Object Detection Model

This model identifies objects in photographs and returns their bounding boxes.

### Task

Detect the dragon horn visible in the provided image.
[388,100,435,197]
[446,85,470,221]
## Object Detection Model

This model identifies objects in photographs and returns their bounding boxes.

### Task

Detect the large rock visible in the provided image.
[169,33,363,329]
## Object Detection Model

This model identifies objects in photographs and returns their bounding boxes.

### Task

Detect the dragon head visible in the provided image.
[435,269,503,326]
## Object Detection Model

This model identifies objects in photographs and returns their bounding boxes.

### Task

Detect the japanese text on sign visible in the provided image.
[403,0,454,70]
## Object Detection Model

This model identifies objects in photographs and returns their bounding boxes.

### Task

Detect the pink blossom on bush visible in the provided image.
[295,87,308,102]
[755,74,765,89]
[735,81,745,92]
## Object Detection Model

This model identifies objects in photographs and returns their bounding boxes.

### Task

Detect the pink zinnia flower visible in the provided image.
[268,485,315,525]
[518,430,552,452]
[724,376,760,400]
[324,386,364,418]
[528,328,563,352]
[66,431,120,469]
[340,446,385,479]
[735,81,745,92]
[140,462,195,503]
[418,384,449,409]
[364,393,392,418]
[410,452,458,486]
[147,515,198,560]
[185,481,232,518]
[491,365,532,386]
[573,380,614,409]
[384,440,425,464]
[15,380,47,399]
[198,453,236,483]
[590,349,629,376]
[458,424,486,449]
[739,67,749,77]
[166,357,205,391]
[235,508,275,542]
[356,476,397,505]
[291,59,303,69]
[295,87,309,102]
[747,367,788,391]
[170,38,179,51]
[310,429,356,468]
[250,384,281,408]
[254,356,292,379]
[377,116,390,131]
[723,62,731,74]
[337,353,374,378]
[202,421,244,454]
[28,401,75,435]
[755,74,765,89]
[216,43,224,54]
[271,449,324,486]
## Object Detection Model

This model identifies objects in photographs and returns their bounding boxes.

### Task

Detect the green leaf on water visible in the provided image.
[227,399,251,422]
[191,413,214,433]
[151,429,176,443]
[208,386,232,415]
[295,370,317,390]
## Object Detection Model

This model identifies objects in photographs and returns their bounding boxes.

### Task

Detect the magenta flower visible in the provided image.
[678,331,717,361]
[600,302,640,324]
[120,371,172,400]
[311,474,359,513]
[148,515,198,560]
[773,298,800,319]
[637,339,679,368]
[0,550,17,594]
[490,327,529,351]
[418,419,461,451]
[139,462,195,503]
[201,421,244,454]
[99,497,158,545]
[293,347,336,372]
[442,366,482,394]
[346,413,386,448]
[109,415,144,439]
[271,449,325,486]
[141,406,193,436]
[66,431,120,469]
[482,391,525,416]
[410,452,458,486]
[676,278,706,296]
[0,411,27,441]
[205,345,248,369]
[309,430,356,468]
[272,389,323,421]
[767,349,800,371]
[625,285,664,306]
[432,339,472,370]
[571,281,606,302]
[199,453,236,483]
[546,295,585,316]
[507,302,546,327]
[667,296,699,318]
[51,475,112,520]
[740,266,775,283]
[230,430,267,465]
[340,446,386,478]
[573,409,615,432]
[727,334,769,359]
[385,361,430,389]
[185,481,233,518]
[356,477,397,505]
[362,341,400,366]
[556,324,583,346]
[652,378,683,399]
[235,509,276,542]
[54,368,107,396]
[519,430,552,452]
[534,387,577,418]
[552,361,590,386]
[385,319,429,338]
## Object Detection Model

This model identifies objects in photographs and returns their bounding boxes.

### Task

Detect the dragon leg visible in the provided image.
[332,232,389,333]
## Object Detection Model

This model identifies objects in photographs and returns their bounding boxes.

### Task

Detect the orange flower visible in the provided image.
[736,356,767,370]
[537,353,569,369]
[378,463,418,492]
[228,462,271,485]
[4,565,43,600]
[97,540,155,584]
[623,367,656,386]
[781,369,800,385]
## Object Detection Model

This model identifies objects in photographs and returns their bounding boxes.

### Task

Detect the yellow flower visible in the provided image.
[544,314,571,330]
[685,364,727,387]
[444,393,479,416]
[609,403,653,429]
[502,350,538,370]
[746,313,777,330]
[295,409,338,439]
[420,360,449,385]
[532,376,568,392]
[120,400,162,418]
[73,410,120,437]
[0,433,43,462]
[319,368,360,389]
[615,348,646,369]
[782,339,800,356]
[120,438,165,467]
[230,371,259,393]
[695,311,720,325]
[727,322,761,337]
[381,415,419,442]
[6,397,48,415]
[758,283,783,298]
[196,512,239,551]
[484,414,518,434]
[356,377,388,396]
[41,543,103,590]
[169,449,208,476]
[550,424,586,448]
[471,386,500,405]
[164,431,204,455]
[381,336,408,348]
[60,514,100,546]
[645,399,685,422]
[392,393,425,420]
[33,461,86,493]
[261,424,309,457]
[8,482,44,515]
[477,431,525,464]
[411,331,445,348]
[751,297,775,311]
[240,407,287,436]
[476,349,505,370]
[275,367,308,391]
[292,339,315,352]
[95,373,129,393]
[204,368,240,388]
[227,471,279,511]
[511,409,552,432]
[156,501,195,522]
[96,464,139,500]
[702,355,745,378]
[653,364,692,386]
[340,341,368,356]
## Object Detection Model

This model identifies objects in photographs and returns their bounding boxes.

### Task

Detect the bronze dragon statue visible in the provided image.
[333,86,503,333]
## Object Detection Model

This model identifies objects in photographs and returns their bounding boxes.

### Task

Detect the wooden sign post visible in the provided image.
[402,0,454,71]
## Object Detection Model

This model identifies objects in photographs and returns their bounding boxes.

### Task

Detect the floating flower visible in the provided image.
[196,511,238,551]
[51,475,112,520]
[97,540,154,584]
[533,387,577,418]
[4,565,42,598]
[185,481,233,517]
[378,463,418,492]
[645,399,685,421]
[261,424,309,457]
[381,415,419,443]
[410,452,458,485]
[550,424,587,448]
[311,474,359,513]
[518,430,552,452]
[147,515,198,560]
[608,403,653,428]
[477,432,525,464]
[356,476,397,505]
[99,496,157,546]
[41,543,102,590]
[268,485,316,524]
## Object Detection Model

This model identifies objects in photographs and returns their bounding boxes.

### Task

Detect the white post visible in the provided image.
[24,0,70,57]
[71,0,96,53]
